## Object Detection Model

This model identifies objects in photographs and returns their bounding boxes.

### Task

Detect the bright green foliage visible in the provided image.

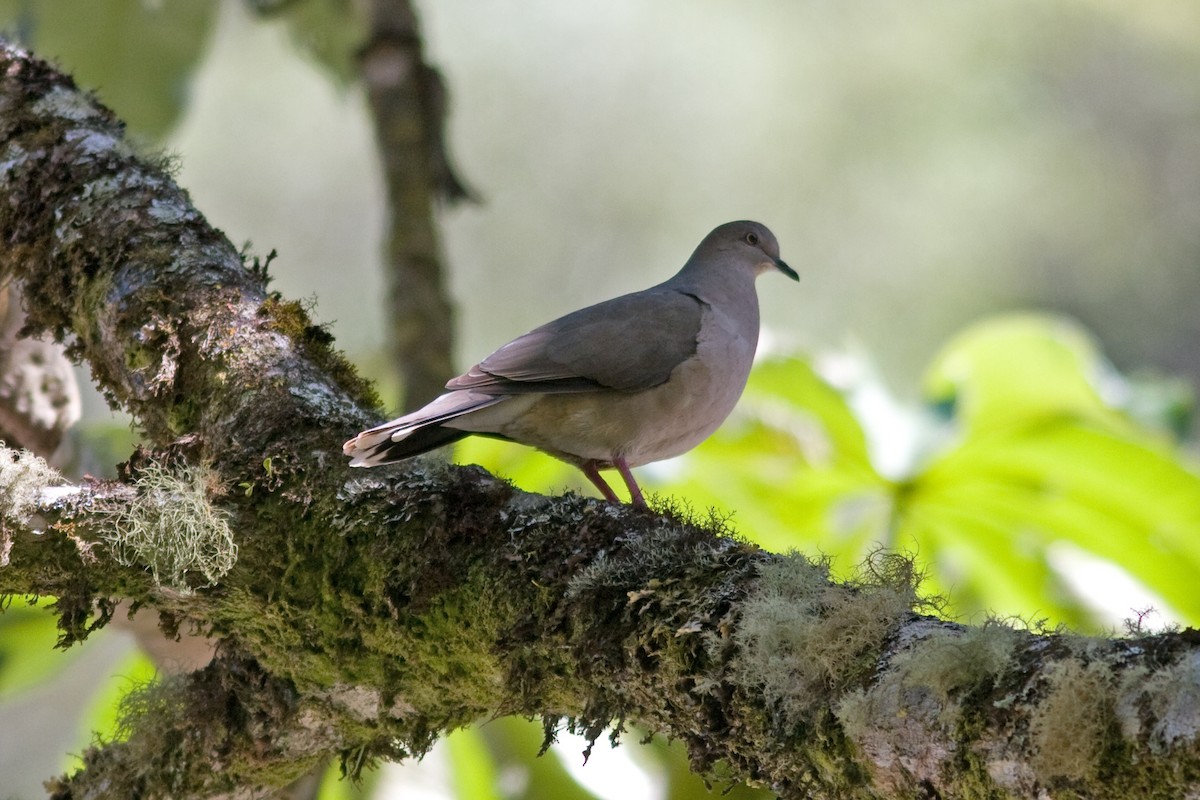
[0,598,76,699]
[445,727,502,800]
[909,315,1200,625]
[924,314,1128,435]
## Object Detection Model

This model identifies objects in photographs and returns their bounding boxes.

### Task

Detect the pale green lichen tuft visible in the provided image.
[0,443,61,522]
[102,461,237,592]
[732,552,921,729]
[1029,657,1114,783]
[890,619,1019,719]
[834,618,1022,776]
[0,444,63,566]
[1119,650,1200,755]
[1145,651,1200,752]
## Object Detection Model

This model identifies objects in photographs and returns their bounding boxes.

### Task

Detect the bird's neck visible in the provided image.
[668,268,761,341]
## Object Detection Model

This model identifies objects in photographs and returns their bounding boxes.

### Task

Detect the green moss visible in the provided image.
[387,584,508,708]
[206,468,526,732]
[259,295,381,411]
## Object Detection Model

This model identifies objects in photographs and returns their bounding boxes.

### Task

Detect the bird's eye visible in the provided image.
[745,232,759,246]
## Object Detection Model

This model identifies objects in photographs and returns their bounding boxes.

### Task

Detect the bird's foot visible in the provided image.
[580,458,647,507]
[614,457,647,508]
[581,461,621,503]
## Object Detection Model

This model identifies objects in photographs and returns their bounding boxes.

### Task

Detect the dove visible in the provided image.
[344,220,797,506]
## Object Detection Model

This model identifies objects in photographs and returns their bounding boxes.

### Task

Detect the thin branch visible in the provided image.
[360,0,471,410]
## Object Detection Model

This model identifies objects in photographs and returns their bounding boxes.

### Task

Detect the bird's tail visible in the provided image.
[343,391,504,467]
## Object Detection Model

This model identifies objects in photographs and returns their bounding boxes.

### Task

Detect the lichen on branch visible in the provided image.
[0,444,60,530]
[99,460,237,592]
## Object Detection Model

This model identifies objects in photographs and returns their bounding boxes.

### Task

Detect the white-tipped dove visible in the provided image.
[344,220,797,506]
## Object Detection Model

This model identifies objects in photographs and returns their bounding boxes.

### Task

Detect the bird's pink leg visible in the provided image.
[581,461,620,503]
[613,456,647,508]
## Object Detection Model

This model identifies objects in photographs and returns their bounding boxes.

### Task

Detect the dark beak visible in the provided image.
[775,258,799,281]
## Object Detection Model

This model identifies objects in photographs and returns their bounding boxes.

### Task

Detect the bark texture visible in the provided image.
[1,40,1199,800]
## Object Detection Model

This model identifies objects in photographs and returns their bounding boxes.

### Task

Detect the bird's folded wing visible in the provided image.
[447,289,704,394]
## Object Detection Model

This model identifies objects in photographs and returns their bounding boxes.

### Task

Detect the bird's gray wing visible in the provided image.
[447,289,704,395]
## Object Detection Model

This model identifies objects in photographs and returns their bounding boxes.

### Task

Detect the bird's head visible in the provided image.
[692,220,798,281]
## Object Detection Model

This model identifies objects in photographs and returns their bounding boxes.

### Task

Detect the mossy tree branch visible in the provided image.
[1,39,1199,800]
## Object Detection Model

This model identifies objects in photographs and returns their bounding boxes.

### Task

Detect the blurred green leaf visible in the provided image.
[906,419,1200,624]
[479,716,602,800]
[0,0,216,139]
[901,314,1200,624]
[0,598,82,699]
[446,726,502,800]
[744,357,874,468]
[923,314,1129,436]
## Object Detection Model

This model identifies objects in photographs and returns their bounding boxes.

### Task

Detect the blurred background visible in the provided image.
[1,0,1199,798]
